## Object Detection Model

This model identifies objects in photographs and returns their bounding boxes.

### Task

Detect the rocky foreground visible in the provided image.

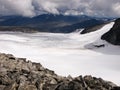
[0,53,119,90]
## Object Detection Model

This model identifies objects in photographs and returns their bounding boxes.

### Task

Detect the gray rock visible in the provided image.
[4,82,18,90]
[50,79,57,84]
[0,67,7,76]
[0,85,5,90]
[0,53,119,90]
[18,84,37,90]
[25,85,37,90]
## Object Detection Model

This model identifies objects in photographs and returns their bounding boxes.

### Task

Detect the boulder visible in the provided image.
[4,82,18,90]
[0,85,5,90]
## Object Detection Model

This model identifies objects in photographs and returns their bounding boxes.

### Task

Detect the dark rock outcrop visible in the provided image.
[0,53,119,90]
[101,18,120,45]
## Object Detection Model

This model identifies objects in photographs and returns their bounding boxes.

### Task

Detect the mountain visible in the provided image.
[57,19,105,33]
[80,18,120,46]
[0,14,92,26]
[101,18,120,45]
[0,14,111,33]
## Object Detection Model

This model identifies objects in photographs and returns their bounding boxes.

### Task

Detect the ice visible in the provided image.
[0,22,120,85]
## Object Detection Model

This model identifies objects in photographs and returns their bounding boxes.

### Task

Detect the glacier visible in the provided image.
[0,22,120,85]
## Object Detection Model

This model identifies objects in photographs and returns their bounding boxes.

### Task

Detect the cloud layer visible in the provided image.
[0,0,120,17]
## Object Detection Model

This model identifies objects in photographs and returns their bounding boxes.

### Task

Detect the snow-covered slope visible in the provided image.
[71,22,115,48]
[0,22,120,85]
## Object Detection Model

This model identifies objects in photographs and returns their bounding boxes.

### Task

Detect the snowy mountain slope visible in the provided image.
[70,22,115,48]
[102,18,120,45]
[0,22,120,85]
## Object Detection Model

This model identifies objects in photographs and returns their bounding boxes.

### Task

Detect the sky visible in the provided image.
[0,0,120,17]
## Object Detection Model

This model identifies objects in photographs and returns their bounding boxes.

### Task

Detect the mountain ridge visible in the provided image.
[0,14,111,33]
[101,18,120,45]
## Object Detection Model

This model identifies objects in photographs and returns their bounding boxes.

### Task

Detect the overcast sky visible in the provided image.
[0,0,120,17]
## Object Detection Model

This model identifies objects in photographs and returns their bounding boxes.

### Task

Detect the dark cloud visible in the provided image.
[0,0,120,17]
